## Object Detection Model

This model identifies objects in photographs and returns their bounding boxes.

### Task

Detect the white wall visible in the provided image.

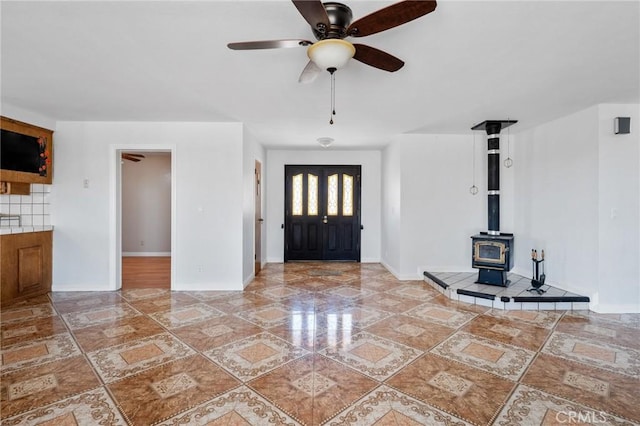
[381,141,402,276]
[242,127,266,286]
[514,107,600,296]
[122,153,171,255]
[381,133,507,279]
[265,149,381,263]
[52,121,245,291]
[514,104,640,313]
[596,104,639,312]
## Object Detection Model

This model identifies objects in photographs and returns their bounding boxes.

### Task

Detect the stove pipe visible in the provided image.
[471,120,517,234]
[486,122,502,235]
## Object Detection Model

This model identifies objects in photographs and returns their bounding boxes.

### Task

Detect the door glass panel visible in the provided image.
[308,174,318,216]
[343,174,353,216]
[327,174,338,216]
[292,173,303,216]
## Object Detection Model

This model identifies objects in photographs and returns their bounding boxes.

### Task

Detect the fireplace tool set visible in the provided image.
[528,249,546,294]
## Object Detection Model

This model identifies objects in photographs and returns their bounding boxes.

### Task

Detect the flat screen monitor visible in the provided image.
[0,129,41,174]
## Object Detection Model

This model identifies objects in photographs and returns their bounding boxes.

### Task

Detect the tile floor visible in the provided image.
[1,262,639,425]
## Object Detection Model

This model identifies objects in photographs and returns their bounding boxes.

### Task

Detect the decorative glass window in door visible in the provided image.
[308,174,318,215]
[327,174,338,216]
[343,174,353,216]
[292,174,303,216]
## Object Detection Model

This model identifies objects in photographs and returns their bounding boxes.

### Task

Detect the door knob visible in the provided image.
[322,215,328,224]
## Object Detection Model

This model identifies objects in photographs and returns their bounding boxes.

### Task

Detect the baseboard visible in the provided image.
[589,303,640,314]
[380,261,421,281]
[52,283,117,292]
[171,282,244,291]
[419,265,475,274]
[243,273,255,288]
[122,252,171,257]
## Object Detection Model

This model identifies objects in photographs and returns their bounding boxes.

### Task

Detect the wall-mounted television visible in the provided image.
[1,129,44,175]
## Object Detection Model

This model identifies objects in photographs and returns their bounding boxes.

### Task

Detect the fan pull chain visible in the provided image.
[329,68,336,125]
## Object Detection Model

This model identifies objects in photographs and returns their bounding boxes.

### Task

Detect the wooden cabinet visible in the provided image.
[1,231,52,306]
[0,182,31,195]
[0,116,53,185]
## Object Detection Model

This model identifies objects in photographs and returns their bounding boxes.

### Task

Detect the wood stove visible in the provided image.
[471,232,514,286]
[470,120,517,287]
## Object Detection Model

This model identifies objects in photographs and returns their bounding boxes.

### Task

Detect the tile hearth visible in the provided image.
[424,271,592,311]
[1,262,638,425]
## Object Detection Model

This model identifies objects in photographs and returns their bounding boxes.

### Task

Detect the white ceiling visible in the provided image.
[2,1,638,149]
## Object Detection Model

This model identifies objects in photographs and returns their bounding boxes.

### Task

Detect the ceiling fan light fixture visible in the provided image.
[317,137,334,148]
[307,39,355,70]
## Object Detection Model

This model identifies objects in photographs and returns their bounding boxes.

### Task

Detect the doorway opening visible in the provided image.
[114,149,174,290]
[284,165,361,261]
[255,160,263,275]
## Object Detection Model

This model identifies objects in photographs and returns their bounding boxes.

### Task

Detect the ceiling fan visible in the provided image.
[122,153,145,162]
[227,0,437,83]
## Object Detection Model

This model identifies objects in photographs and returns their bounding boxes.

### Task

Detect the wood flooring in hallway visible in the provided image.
[121,256,170,290]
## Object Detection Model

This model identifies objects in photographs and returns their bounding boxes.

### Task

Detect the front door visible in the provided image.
[284,165,361,261]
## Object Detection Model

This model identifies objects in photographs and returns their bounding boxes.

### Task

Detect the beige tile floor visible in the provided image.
[1,262,639,425]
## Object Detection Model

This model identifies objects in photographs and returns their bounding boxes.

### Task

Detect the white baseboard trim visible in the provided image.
[419,265,476,274]
[172,282,244,291]
[243,273,255,288]
[589,303,640,314]
[123,252,171,257]
[380,261,421,281]
[52,283,117,292]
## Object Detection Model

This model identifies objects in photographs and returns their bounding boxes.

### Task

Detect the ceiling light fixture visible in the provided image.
[317,137,334,148]
[307,39,355,125]
[307,39,355,70]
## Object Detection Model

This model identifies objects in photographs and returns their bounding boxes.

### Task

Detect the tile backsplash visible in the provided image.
[0,184,51,227]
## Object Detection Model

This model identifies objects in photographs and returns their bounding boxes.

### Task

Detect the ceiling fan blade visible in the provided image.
[292,0,329,32]
[122,154,141,162]
[125,153,145,158]
[353,44,404,72]
[348,1,437,37]
[227,39,312,50]
[298,60,321,84]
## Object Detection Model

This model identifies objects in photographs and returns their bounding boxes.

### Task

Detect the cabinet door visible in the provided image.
[1,231,52,305]
[18,245,44,293]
